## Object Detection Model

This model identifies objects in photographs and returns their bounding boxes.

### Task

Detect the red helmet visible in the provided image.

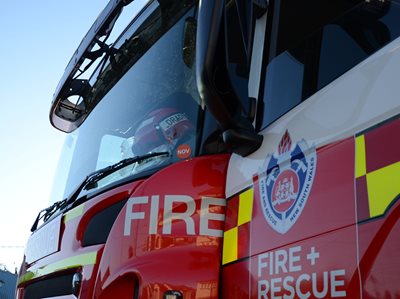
[132,108,194,155]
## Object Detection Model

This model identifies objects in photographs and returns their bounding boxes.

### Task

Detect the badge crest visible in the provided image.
[256,131,317,234]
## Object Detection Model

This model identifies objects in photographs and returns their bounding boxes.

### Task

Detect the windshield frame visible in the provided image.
[49,0,201,205]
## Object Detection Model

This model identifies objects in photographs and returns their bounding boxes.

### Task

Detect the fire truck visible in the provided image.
[17,0,400,298]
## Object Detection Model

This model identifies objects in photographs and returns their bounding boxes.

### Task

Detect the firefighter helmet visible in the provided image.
[132,107,194,156]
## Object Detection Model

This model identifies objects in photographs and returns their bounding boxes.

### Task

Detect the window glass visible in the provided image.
[263,52,304,124]
[50,1,200,203]
[261,0,400,128]
[317,24,368,89]
[96,135,130,170]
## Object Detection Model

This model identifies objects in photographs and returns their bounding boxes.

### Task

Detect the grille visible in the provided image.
[23,273,74,299]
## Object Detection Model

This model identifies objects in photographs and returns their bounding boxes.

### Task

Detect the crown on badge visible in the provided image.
[278,130,292,155]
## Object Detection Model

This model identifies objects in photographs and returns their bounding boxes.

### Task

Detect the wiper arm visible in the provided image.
[30,151,169,232]
[30,198,67,232]
[84,151,170,191]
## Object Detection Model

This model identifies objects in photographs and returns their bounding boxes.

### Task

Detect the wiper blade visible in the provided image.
[84,151,170,191]
[30,198,67,232]
[30,151,169,232]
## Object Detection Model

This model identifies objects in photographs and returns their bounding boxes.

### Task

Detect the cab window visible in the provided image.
[260,0,400,129]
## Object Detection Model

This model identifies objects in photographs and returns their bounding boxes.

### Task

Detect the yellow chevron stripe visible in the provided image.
[355,135,367,178]
[18,251,97,285]
[222,227,238,265]
[366,162,400,217]
[64,204,85,223]
[238,188,254,226]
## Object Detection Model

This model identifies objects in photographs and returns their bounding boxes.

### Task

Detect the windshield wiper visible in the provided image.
[84,151,170,191]
[30,151,170,232]
[30,198,68,232]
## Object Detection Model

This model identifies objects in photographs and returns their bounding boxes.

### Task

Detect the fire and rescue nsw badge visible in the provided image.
[256,131,317,234]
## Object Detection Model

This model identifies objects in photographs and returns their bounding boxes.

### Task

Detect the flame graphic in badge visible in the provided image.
[256,131,317,234]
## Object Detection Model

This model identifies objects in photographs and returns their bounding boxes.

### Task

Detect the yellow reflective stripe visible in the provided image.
[366,162,400,218]
[222,227,238,265]
[18,251,97,284]
[238,188,254,226]
[355,135,367,178]
[64,204,85,223]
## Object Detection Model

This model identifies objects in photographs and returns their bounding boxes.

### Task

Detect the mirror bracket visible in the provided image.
[253,0,268,18]
[223,128,263,157]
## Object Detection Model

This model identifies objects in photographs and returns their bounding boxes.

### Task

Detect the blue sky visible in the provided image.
[0,0,110,272]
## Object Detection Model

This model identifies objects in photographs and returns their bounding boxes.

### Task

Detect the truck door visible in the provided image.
[222,0,400,298]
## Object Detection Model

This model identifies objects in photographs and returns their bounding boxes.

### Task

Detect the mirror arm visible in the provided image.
[50,0,131,132]
[196,0,232,128]
[196,0,263,156]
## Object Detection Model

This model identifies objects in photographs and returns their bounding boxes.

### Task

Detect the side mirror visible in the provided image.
[51,79,92,132]
[50,0,128,132]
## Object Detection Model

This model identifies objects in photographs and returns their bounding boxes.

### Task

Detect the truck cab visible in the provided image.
[17,0,400,298]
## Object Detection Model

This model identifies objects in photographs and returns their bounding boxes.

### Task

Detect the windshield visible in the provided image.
[50,0,200,203]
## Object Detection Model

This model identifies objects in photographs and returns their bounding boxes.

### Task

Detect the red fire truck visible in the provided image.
[17,0,400,298]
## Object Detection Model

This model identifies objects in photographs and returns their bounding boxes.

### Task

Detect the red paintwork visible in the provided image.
[222,137,361,298]
[222,259,251,298]
[364,119,400,173]
[18,118,400,298]
[16,182,143,299]
[93,154,229,298]
[221,118,400,298]
[251,137,356,254]
[356,118,400,298]
[17,154,229,299]
[356,176,370,222]
[224,194,240,231]
[358,201,400,298]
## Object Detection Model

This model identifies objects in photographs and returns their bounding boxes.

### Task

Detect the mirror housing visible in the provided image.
[51,79,92,132]
[50,0,131,132]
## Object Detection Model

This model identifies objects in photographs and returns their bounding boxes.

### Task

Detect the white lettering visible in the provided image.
[199,197,226,237]
[258,253,269,277]
[312,272,328,298]
[270,251,274,276]
[257,270,347,299]
[275,249,288,274]
[271,277,282,299]
[296,274,311,299]
[289,246,302,272]
[159,113,187,131]
[258,280,269,299]
[330,270,346,297]
[149,195,159,234]
[258,247,301,277]
[257,247,347,299]
[162,195,196,235]
[123,195,225,237]
[283,276,295,299]
[124,196,148,236]
[178,148,190,155]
